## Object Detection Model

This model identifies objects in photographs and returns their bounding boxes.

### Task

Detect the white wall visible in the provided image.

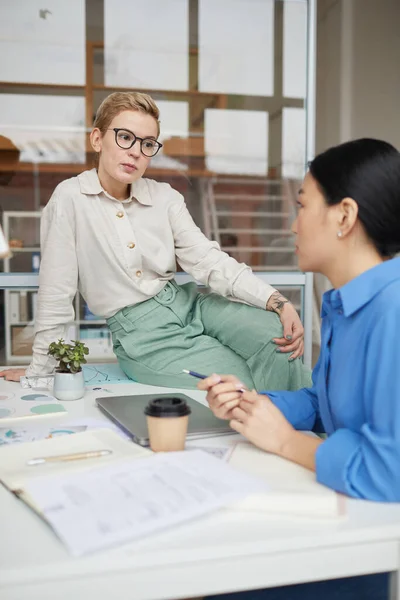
[313,0,400,356]
[350,0,400,148]
[316,0,400,152]
[315,0,343,153]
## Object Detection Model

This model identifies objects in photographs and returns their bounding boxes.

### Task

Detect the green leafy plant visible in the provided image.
[47,338,89,374]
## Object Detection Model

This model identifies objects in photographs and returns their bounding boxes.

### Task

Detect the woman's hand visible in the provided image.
[229,390,295,456]
[197,374,248,420]
[266,292,304,359]
[0,368,26,382]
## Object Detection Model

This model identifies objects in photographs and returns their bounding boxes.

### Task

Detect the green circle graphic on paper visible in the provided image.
[30,404,65,415]
[21,394,50,401]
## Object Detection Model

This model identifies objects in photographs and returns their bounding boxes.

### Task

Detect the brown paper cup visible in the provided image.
[146,414,189,452]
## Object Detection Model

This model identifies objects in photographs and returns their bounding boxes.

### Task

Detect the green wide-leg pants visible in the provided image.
[106,281,312,391]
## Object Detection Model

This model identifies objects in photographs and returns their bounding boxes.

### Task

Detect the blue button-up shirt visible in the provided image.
[264,257,400,501]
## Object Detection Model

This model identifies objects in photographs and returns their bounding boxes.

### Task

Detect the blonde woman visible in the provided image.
[0,92,311,391]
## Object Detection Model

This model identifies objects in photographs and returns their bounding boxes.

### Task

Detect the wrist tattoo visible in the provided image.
[266,291,290,315]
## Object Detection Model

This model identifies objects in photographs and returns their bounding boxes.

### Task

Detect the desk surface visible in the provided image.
[1,379,400,600]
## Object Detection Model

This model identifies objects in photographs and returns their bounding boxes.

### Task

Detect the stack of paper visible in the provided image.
[228,442,345,518]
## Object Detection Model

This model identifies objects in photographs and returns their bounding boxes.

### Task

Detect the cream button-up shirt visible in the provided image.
[27,169,276,376]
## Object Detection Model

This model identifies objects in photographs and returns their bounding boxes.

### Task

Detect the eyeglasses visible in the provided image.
[108,128,163,157]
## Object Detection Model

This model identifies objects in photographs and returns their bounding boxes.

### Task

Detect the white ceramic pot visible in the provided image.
[53,370,85,401]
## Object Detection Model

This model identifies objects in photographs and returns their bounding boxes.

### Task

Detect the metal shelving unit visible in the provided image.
[2,211,114,364]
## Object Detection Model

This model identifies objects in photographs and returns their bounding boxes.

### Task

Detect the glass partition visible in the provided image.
[0,0,313,366]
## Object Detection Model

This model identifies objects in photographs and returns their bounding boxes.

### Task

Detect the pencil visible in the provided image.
[26,449,112,466]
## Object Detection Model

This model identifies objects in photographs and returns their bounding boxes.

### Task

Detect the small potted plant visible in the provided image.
[48,338,89,401]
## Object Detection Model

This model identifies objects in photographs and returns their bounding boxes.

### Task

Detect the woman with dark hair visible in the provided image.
[200,138,400,600]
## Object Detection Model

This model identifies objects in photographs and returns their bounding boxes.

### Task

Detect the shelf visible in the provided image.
[6,354,115,364]
[2,210,114,364]
[0,161,216,179]
[0,81,84,90]
[9,248,40,253]
[221,247,295,253]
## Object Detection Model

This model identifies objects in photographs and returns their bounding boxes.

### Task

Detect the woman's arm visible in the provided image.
[169,192,304,355]
[199,357,320,425]
[26,188,78,377]
[262,355,322,429]
[234,309,400,501]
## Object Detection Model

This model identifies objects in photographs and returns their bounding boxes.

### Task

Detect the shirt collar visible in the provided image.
[78,169,153,205]
[322,257,400,318]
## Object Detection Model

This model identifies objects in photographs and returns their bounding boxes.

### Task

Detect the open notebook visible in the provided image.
[228,442,346,518]
[0,429,151,511]
[0,431,268,556]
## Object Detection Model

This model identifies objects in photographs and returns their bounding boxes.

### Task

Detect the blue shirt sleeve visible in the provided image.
[316,308,400,501]
[261,357,321,431]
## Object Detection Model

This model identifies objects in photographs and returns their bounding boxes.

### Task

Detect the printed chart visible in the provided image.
[0,425,86,446]
[0,391,66,420]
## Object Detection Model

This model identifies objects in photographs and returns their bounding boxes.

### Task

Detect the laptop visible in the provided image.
[95,393,233,446]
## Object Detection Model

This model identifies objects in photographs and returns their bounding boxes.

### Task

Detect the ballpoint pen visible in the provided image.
[182,369,246,392]
[26,449,113,466]
[182,369,207,380]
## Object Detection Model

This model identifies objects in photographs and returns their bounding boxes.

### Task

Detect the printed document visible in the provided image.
[24,449,268,556]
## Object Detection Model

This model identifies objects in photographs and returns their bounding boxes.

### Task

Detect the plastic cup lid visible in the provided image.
[144,396,191,418]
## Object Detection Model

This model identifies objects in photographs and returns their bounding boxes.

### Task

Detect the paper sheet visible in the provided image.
[24,450,268,556]
[83,363,132,385]
[0,418,130,446]
[0,425,86,446]
[186,445,232,461]
[61,417,131,438]
[0,391,66,421]
[229,442,342,518]
[0,429,151,491]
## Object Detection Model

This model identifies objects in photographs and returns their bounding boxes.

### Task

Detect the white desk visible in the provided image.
[1,379,400,600]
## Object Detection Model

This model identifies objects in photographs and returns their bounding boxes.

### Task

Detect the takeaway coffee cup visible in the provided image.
[144,397,191,452]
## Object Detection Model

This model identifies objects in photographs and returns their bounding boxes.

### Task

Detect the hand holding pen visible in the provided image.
[183,370,247,421]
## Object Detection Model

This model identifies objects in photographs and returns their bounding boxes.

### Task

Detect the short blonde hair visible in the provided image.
[93,91,160,137]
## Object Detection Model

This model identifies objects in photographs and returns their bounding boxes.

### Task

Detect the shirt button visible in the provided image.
[116,211,124,218]
[136,270,142,277]
[127,242,135,249]
[338,309,343,315]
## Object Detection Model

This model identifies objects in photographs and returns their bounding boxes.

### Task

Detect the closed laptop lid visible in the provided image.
[95,393,232,446]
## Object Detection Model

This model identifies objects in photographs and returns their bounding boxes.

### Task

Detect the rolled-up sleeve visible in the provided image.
[316,309,400,501]
[26,189,78,377]
[169,193,276,309]
[262,357,321,430]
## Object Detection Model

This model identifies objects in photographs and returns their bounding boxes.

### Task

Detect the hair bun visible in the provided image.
[376,242,400,258]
